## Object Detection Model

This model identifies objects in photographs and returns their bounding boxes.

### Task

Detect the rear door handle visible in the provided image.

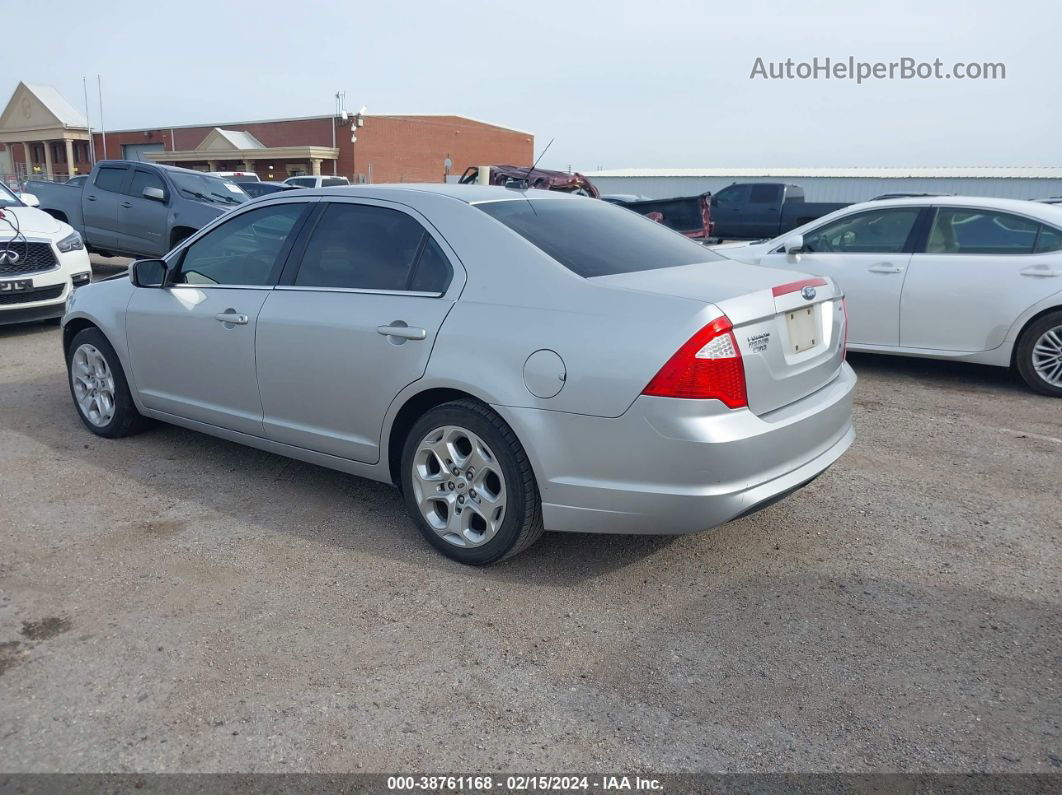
[214,311,249,326]
[1021,265,1062,278]
[377,323,427,341]
[120,201,132,208]
[868,263,903,274]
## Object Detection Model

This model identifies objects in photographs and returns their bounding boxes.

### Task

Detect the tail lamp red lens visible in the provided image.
[642,315,748,408]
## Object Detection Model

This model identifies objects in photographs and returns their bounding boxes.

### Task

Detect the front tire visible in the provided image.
[66,327,151,437]
[1015,310,1062,397]
[400,399,543,564]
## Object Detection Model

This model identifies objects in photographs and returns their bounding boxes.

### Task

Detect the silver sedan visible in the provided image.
[63,185,855,564]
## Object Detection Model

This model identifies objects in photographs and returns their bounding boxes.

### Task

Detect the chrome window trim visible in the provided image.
[275,285,445,298]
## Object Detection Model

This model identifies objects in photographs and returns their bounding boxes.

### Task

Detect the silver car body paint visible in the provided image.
[64,184,856,536]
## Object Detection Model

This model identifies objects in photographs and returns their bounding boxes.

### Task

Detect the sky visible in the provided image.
[2,0,1058,172]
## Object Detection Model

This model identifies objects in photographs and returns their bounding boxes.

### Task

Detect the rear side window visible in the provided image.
[127,169,165,198]
[94,167,127,192]
[1035,224,1062,253]
[927,209,1039,254]
[476,199,720,278]
[749,184,779,203]
[295,203,452,292]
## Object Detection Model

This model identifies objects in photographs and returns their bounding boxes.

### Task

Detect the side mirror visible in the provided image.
[130,258,169,288]
[142,186,166,202]
[18,192,39,207]
[784,234,804,255]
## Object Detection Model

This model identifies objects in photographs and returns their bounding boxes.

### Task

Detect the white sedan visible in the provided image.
[0,181,92,325]
[713,196,1062,396]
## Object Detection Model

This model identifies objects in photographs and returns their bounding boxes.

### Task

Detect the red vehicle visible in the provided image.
[459,165,712,240]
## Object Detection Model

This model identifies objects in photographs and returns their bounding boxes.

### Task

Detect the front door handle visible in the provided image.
[86,194,97,202]
[868,263,903,274]
[1021,265,1062,278]
[377,322,427,341]
[120,201,132,208]
[214,310,249,326]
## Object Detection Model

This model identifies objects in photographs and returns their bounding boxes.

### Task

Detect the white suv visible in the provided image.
[0,182,92,325]
[283,175,351,189]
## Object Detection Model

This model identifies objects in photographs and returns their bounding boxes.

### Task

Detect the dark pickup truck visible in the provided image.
[709,183,847,240]
[28,161,251,258]
[460,165,712,240]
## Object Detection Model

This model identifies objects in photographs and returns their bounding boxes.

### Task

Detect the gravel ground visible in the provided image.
[0,266,1059,773]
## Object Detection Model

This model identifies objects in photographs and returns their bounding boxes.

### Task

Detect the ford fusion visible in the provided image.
[62,185,855,564]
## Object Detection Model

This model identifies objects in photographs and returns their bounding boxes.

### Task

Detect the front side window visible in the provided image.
[749,184,779,203]
[175,203,305,286]
[321,177,349,187]
[128,169,166,199]
[287,177,314,188]
[803,208,920,254]
[712,184,750,208]
[927,208,1039,255]
[94,166,128,192]
[295,203,451,292]
[477,198,721,278]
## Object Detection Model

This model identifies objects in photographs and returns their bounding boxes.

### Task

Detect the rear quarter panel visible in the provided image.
[27,181,86,231]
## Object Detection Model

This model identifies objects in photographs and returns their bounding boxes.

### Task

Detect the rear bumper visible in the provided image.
[500,363,856,534]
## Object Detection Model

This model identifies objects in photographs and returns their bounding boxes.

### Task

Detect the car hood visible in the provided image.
[0,206,63,236]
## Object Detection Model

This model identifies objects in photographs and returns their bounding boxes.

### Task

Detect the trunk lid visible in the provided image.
[591,262,847,415]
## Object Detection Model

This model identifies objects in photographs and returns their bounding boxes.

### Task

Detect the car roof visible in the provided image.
[276,183,581,204]
[842,194,1062,223]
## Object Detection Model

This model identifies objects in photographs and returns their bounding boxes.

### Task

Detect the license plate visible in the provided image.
[0,279,32,293]
[785,306,818,353]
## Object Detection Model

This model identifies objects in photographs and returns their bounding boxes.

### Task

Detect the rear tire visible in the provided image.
[66,327,151,437]
[400,399,543,564]
[1015,310,1062,397]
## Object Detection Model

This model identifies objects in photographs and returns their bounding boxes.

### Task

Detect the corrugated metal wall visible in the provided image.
[590,175,1062,203]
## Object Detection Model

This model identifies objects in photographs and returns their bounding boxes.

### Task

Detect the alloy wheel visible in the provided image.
[410,424,507,548]
[70,344,116,427]
[1031,325,1062,387]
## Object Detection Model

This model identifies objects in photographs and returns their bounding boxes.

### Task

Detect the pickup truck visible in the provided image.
[28,161,250,258]
[709,182,847,240]
[459,165,713,240]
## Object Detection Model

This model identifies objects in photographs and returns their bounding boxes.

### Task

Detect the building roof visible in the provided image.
[585,167,1062,180]
[210,128,265,149]
[20,82,88,128]
[105,112,531,136]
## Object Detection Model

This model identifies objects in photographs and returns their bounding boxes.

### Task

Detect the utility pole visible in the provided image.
[82,76,96,165]
[97,75,107,159]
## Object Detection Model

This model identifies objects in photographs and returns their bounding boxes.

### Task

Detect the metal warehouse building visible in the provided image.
[585,168,1062,203]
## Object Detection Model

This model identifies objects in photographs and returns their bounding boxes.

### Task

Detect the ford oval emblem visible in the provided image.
[801,285,817,301]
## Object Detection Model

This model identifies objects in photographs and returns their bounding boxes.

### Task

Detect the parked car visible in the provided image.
[0,180,92,325]
[28,161,250,258]
[462,166,713,240]
[710,183,847,240]
[283,175,351,189]
[713,196,1062,396]
[239,181,298,198]
[62,184,855,564]
[209,171,260,183]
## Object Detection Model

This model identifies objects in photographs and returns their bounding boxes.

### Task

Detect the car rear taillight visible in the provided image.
[642,315,748,408]
[841,297,848,361]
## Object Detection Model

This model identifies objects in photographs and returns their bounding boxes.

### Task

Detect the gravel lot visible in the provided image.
[0,261,1059,773]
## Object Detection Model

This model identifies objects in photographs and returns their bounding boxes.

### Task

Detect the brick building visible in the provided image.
[0,82,533,186]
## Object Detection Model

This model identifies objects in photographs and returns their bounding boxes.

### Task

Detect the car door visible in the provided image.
[758,206,924,347]
[82,164,129,250]
[710,184,751,238]
[746,184,784,238]
[900,206,1062,351]
[255,199,460,463]
[125,199,312,435]
[116,167,170,257]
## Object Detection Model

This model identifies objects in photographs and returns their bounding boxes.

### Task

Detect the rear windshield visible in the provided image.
[476,198,720,277]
